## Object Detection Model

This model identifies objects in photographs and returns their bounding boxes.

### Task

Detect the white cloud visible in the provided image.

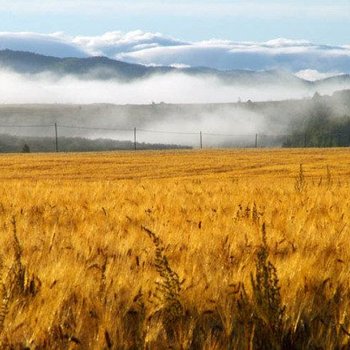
[169,63,191,69]
[0,32,87,58]
[72,30,186,57]
[295,69,343,81]
[0,31,350,73]
[104,34,350,73]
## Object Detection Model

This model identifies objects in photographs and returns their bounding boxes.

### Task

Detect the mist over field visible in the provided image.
[0,87,349,150]
[1,67,350,105]
[0,69,294,104]
[0,59,350,148]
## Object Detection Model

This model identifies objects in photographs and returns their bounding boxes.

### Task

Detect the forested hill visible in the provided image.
[0,49,170,80]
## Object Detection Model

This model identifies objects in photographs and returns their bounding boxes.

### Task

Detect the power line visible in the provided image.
[0,124,52,128]
[58,125,133,132]
[202,132,255,137]
[0,123,348,151]
[138,128,198,135]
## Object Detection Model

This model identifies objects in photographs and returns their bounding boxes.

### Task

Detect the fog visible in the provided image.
[0,106,267,148]
[0,68,339,105]
[0,68,349,148]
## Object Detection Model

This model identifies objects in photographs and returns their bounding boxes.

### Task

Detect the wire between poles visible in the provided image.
[0,123,343,140]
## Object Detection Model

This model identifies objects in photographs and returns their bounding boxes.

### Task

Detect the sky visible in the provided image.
[0,0,349,45]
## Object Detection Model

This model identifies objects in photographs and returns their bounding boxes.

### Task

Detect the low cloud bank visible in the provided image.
[1,69,349,105]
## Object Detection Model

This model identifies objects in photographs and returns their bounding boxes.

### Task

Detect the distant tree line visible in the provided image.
[0,134,191,153]
[283,99,350,147]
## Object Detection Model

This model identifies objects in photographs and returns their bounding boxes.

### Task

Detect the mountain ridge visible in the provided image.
[1,49,350,103]
[0,48,322,86]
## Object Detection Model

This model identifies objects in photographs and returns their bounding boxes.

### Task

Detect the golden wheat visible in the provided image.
[0,148,347,348]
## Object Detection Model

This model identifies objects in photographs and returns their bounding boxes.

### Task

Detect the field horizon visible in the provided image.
[0,148,349,181]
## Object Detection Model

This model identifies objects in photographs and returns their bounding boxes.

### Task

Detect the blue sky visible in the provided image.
[0,0,349,45]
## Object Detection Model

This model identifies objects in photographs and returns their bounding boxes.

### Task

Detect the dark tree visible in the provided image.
[22,144,30,153]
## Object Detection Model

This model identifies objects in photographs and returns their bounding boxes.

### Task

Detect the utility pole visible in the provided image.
[54,123,58,152]
[200,131,203,149]
[134,127,137,150]
[255,133,258,148]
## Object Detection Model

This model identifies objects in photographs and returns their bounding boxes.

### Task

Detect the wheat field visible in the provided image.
[0,148,349,349]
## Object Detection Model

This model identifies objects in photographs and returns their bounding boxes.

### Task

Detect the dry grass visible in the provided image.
[0,148,348,348]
